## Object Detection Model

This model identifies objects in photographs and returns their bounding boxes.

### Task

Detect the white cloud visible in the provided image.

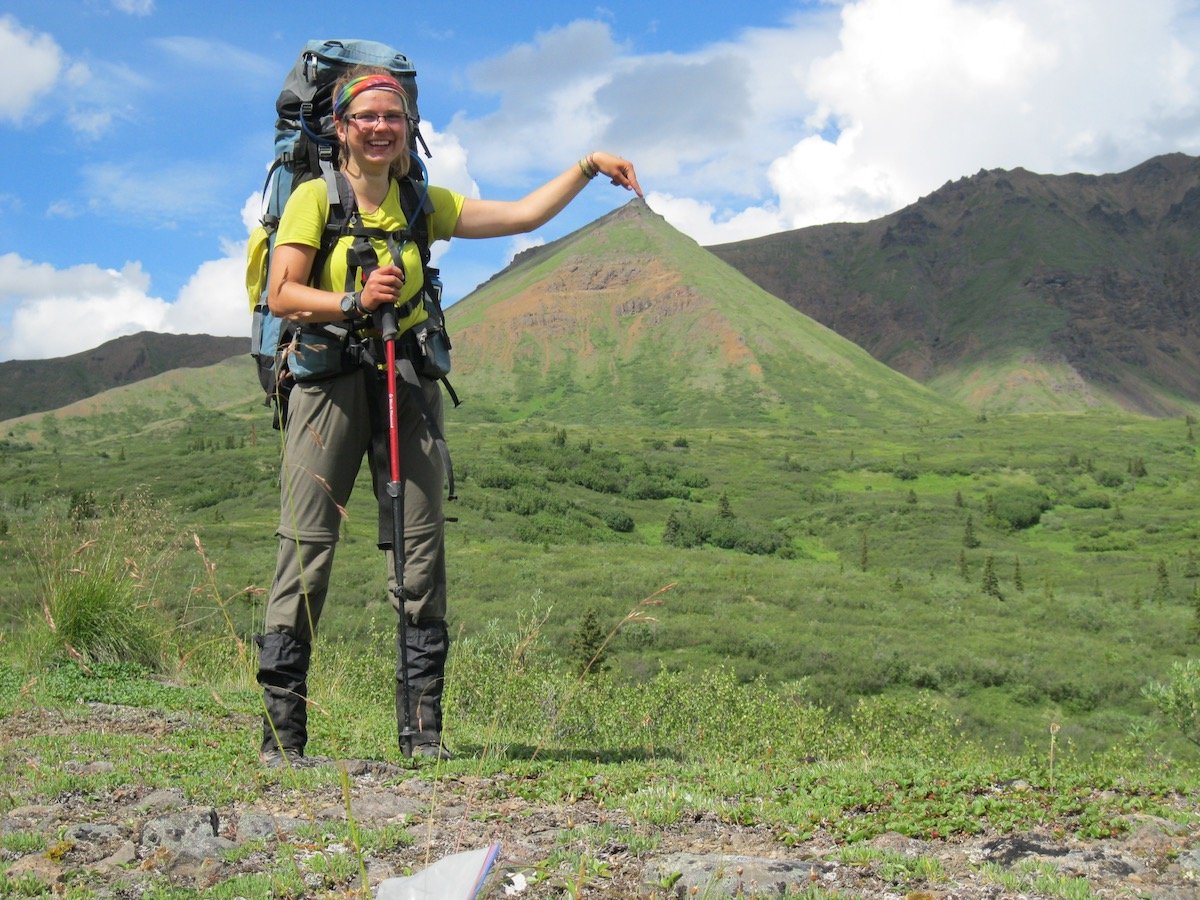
[166,252,246,338]
[420,122,480,200]
[241,192,263,233]
[505,234,544,266]
[645,193,785,246]
[152,36,275,79]
[113,0,154,15]
[766,126,901,227]
[0,254,166,359]
[0,15,64,123]
[0,244,245,361]
[449,20,618,184]
[0,18,144,140]
[776,0,1200,224]
[446,1,1200,244]
[79,161,231,226]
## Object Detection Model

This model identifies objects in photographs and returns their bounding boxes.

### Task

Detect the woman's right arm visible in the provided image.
[267,242,405,323]
[268,242,353,323]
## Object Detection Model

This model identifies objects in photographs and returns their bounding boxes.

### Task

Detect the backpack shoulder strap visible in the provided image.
[310,169,373,293]
[396,175,433,265]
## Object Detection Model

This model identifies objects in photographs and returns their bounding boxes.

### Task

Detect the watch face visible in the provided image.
[341,294,355,313]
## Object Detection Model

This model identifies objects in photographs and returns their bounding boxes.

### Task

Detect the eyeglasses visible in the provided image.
[347,112,408,128]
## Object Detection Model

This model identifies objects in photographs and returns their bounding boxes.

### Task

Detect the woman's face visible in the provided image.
[337,89,409,172]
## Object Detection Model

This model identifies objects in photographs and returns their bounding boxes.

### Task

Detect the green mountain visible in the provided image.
[447,199,951,427]
[710,153,1200,416]
[0,332,244,421]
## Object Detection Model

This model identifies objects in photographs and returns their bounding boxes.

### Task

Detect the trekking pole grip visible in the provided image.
[375,302,400,341]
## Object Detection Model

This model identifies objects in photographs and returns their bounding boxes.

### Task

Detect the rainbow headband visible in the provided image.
[333,74,407,118]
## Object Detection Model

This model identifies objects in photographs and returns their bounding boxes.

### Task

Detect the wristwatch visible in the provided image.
[340,291,366,318]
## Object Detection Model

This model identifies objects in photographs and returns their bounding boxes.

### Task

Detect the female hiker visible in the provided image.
[255,67,642,764]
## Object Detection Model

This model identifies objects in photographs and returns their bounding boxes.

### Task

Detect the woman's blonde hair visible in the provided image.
[331,65,412,179]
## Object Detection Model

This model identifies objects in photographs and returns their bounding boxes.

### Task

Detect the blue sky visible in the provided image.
[3,0,1200,360]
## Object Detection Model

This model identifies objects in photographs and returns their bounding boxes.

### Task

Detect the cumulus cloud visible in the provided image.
[167,249,246,337]
[0,239,246,361]
[742,0,1200,233]
[0,17,145,138]
[421,123,480,201]
[446,2,1200,245]
[0,254,166,359]
[643,193,786,246]
[449,21,618,183]
[0,15,64,123]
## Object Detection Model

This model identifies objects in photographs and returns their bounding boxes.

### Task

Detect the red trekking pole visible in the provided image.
[377,301,417,757]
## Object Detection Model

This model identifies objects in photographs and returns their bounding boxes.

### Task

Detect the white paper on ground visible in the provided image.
[376,842,502,900]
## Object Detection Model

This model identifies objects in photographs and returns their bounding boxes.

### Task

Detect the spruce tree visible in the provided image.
[571,607,610,675]
[982,554,1002,599]
[1154,559,1172,603]
[1184,549,1199,580]
[963,514,981,548]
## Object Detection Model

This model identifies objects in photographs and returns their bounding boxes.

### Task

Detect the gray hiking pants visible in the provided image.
[262,365,447,643]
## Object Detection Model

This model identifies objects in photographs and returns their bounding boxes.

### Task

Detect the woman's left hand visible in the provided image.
[590,152,644,198]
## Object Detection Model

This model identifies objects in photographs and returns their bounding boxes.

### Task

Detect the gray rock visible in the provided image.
[132,788,187,815]
[315,791,423,826]
[645,852,823,898]
[1177,848,1200,874]
[140,810,235,862]
[63,822,128,863]
[93,840,138,872]
[236,811,309,842]
[64,823,126,844]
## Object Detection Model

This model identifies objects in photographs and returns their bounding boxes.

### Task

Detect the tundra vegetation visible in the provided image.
[0,368,1198,895]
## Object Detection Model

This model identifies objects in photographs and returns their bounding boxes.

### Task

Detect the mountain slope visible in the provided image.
[447,200,952,427]
[0,332,245,422]
[709,153,1200,416]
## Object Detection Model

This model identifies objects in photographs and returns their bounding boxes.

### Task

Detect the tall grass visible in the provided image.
[12,492,180,672]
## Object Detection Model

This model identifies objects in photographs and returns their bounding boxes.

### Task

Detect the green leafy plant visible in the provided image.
[1144,659,1200,747]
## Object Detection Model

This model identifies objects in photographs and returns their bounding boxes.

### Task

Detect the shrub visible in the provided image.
[662,506,789,555]
[601,510,635,533]
[472,464,527,490]
[1071,492,1112,509]
[1144,659,1200,747]
[989,486,1051,530]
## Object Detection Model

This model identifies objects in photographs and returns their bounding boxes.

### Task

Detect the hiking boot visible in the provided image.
[260,748,304,769]
[410,739,453,761]
[261,749,330,769]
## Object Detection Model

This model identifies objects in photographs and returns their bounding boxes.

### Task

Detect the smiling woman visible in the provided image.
[255,60,641,767]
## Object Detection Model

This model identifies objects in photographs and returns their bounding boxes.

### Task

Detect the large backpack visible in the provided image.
[245,39,454,430]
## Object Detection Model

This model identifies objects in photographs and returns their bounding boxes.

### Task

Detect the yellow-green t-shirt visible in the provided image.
[276,177,465,331]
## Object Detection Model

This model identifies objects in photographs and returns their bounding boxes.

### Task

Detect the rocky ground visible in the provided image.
[2,703,1199,898]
